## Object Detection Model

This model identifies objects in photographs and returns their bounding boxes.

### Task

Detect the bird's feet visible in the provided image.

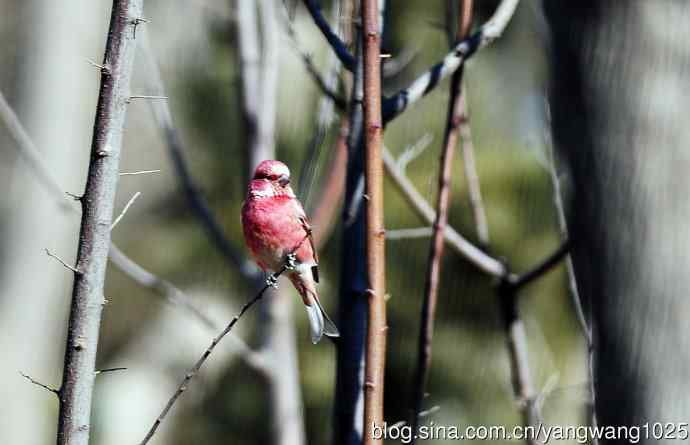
[285,253,297,271]
[266,274,279,288]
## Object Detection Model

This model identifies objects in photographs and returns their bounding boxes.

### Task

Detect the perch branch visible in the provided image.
[302,0,355,71]
[138,237,308,445]
[382,0,520,122]
[410,2,472,438]
[57,2,145,444]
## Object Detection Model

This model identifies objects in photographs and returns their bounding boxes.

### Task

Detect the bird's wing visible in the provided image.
[291,198,319,283]
[298,214,320,283]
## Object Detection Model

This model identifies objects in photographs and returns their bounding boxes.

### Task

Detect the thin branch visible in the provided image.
[128,95,168,100]
[138,237,307,445]
[0,86,226,339]
[94,367,128,375]
[110,191,141,230]
[396,134,434,171]
[19,371,60,395]
[45,248,81,274]
[140,32,259,281]
[57,2,144,444]
[382,0,520,122]
[0,91,73,212]
[279,3,346,110]
[410,2,472,436]
[508,240,571,291]
[108,245,216,330]
[546,141,598,441]
[457,88,490,246]
[302,0,355,71]
[382,46,419,78]
[361,1,387,443]
[385,227,433,240]
[382,147,505,277]
[119,169,161,176]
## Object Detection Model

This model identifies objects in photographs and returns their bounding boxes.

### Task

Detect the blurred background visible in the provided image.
[0,1,590,444]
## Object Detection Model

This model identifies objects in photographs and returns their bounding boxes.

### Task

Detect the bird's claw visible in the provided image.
[285,253,297,270]
[266,274,279,288]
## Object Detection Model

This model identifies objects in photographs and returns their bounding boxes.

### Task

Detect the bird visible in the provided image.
[241,160,340,344]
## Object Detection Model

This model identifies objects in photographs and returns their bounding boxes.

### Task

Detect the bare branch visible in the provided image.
[382,147,505,277]
[119,169,161,176]
[382,0,520,122]
[385,227,433,240]
[138,237,308,445]
[279,3,347,110]
[411,2,471,437]
[128,95,168,100]
[302,0,355,71]
[57,3,145,444]
[45,248,80,274]
[140,32,259,280]
[110,191,141,230]
[382,46,419,78]
[19,371,60,396]
[396,134,434,171]
[94,367,127,375]
[457,88,490,246]
[509,240,571,291]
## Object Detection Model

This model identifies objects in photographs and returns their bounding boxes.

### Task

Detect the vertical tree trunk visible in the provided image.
[545,1,690,440]
[361,1,387,444]
[57,1,144,444]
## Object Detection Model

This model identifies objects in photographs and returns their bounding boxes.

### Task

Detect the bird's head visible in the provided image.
[248,160,295,199]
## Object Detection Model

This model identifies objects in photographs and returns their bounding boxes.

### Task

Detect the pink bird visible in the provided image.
[241,160,340,344]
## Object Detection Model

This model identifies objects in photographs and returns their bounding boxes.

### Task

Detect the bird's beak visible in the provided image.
[278,174,290,187]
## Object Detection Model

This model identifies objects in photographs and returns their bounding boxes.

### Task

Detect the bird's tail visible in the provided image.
[290,272,340,344]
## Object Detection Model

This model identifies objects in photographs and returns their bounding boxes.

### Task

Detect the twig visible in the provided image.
[110,192,141,230]
[361,1,387,443]
[302,0,355,71]
[128,95,168,100]
[410,2,472,437]
[508,240,571,291]
[108,245,216,330]
[382,147,505,277]
[396,134,434,171]
[19,371,60,395]
[457,88,490,246]
[546,141,598,441]
[279,3,346,111]
[57,2,145,444]
[138,237,307,445]
[382,0,520,122]
[140,31,259,280]
[385,227,433,240]
[119,169,161,176]
[94,367,127,375]
[0,86,223,338]
[45,248,81,274]
[382,46,418,78]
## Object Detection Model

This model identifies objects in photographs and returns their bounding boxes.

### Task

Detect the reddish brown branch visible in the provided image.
[410,1,473,440]
[361,0,387,443]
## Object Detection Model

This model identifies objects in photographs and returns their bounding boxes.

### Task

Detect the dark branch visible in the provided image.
[509,239,571,291]
[302,0,355,71]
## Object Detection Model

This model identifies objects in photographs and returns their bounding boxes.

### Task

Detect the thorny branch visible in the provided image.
[138,237,308,445]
